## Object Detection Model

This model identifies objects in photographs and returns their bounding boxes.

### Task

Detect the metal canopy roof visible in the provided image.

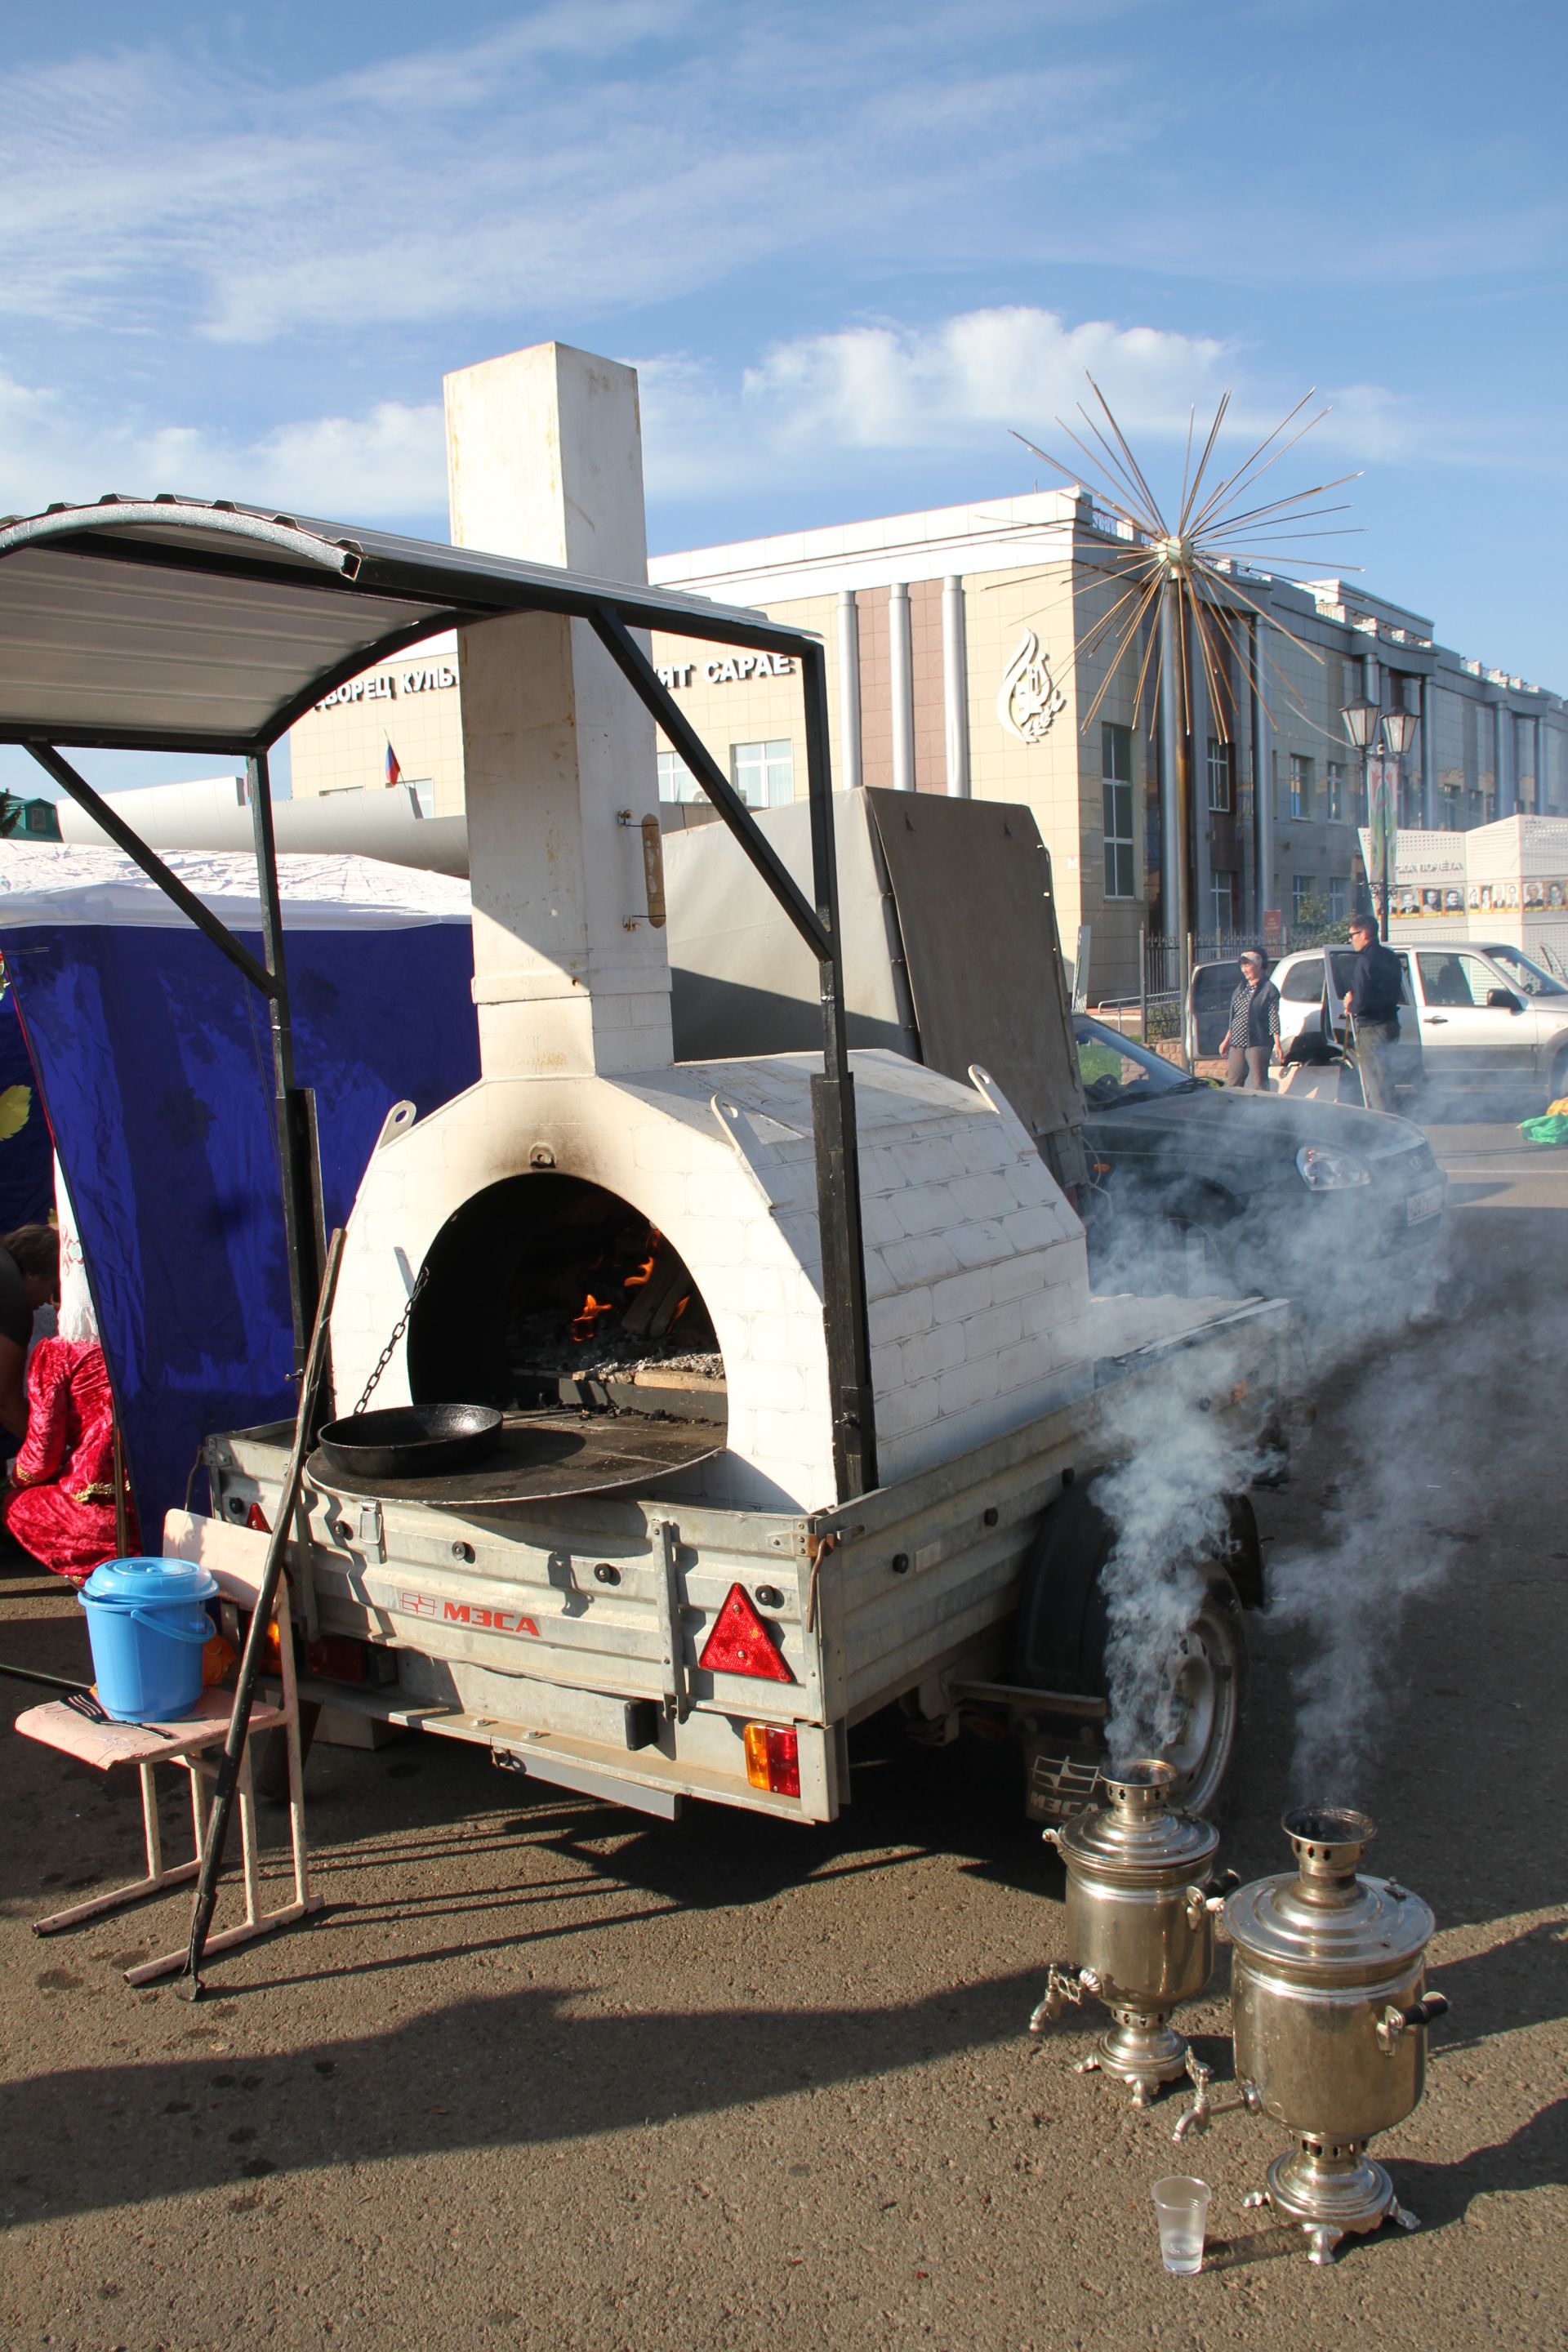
[0,495,814,754]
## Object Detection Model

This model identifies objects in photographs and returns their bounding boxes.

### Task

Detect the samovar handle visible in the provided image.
[1374,1989,1450,2055]
[1183,1869,1241,1929]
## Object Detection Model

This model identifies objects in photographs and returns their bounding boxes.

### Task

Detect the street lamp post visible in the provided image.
[1379,706,1419,938]
[1341,698,1382,934]
[1340,699,1421,941]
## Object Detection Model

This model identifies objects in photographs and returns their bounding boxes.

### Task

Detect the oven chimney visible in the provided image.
[443,341,674,1077]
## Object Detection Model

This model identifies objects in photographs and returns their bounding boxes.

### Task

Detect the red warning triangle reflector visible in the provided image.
[697,1583,793,1683]
[247,1503,270,1533]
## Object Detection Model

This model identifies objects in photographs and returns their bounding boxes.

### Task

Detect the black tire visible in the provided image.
[1013,1485,1250,1821]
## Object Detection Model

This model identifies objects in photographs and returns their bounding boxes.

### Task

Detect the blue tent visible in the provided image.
[0,850,479,1539]
[0,985,56,1230]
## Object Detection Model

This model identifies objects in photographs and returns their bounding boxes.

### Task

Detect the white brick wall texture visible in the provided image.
[333,1047,1090,1512]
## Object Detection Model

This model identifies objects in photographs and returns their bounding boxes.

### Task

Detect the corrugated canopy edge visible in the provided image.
[0,494,820,754]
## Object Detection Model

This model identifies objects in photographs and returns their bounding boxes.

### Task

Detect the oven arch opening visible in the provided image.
[406,1171,724,1427]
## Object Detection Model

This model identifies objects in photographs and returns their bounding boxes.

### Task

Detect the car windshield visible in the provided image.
[1481,944,1567,998]
[1074,1015,1199,1107]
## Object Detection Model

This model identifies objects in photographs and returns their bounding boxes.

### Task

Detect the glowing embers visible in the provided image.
[699,1584,793,1683]
[407,1171,724,1424]
[565,1227,692,1354]
[568,1293,615,1346]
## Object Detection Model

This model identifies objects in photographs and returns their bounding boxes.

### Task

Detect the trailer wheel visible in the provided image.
[1138,1575,1247,1820]
[1013,1484,1251,1824]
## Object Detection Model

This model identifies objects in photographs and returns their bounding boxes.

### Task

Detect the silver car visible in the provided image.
[1267,942,1568,1105]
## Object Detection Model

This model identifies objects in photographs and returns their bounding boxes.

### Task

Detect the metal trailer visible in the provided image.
[203,1291,1288,1825]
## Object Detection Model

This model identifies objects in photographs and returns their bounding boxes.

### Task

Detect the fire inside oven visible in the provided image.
[406,1174,724,1428]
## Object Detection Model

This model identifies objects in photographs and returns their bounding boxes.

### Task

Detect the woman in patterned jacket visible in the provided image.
[1226,951,1284,1089]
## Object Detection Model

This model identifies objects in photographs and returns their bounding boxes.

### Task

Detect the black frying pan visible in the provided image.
[315,1403,502,1480]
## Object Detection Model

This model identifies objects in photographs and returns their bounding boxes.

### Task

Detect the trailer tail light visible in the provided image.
[247,1503,270,1533]
[744,1723,800,1797]
[697,1584,793,1683]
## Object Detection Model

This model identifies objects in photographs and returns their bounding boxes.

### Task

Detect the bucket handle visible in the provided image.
[125,1608,217,1644]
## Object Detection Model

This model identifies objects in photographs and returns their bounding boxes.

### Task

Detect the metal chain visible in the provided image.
[354,1265,430,1416]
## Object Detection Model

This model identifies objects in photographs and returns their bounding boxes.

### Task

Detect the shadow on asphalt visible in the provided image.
[1386,2094,1568,2233]
[2,1962,1045,2225]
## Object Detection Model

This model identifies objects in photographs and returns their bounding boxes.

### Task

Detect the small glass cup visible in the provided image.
[1151,2176,1211,2275]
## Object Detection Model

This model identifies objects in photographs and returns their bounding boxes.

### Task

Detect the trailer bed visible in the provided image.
[204,1294,1288,1824]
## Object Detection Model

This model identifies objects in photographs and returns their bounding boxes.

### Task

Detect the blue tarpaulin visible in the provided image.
[0,849,478,1539]
[0,986,56,1230]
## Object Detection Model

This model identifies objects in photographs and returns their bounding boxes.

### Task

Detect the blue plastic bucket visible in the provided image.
[79,1556,220,1723]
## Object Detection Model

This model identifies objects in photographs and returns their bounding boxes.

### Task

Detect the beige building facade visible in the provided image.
[287,487,1568,1001]
[289,629,465,815]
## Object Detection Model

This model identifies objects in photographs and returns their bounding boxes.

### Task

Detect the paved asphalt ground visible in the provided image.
[2,1108,1564,2351]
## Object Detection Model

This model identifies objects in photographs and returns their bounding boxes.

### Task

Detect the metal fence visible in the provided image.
[1090,928,1333,1045]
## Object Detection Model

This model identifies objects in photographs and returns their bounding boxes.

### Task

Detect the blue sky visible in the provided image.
[2,0,1565,794]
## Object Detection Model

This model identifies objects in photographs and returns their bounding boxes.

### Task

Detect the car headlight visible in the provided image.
[1296,1143,1371,1191]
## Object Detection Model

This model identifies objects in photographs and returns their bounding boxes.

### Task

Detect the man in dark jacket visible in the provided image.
[1342,915,1404,1113]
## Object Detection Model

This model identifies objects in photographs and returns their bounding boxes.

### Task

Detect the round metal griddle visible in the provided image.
[306,1407,722,1507]
[316,1403,502,1481]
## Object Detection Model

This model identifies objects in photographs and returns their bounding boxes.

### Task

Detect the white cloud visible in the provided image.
[740,307,1234,453]
[0,11,1131,347]
[0,306,1505,556]
[0,373,445,523]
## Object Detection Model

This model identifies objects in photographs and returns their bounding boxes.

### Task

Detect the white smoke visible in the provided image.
[1080,1076,1477,1798]
[1093,1374,1254,1766]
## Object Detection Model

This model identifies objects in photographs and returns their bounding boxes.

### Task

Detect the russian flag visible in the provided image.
[385,741,402,789]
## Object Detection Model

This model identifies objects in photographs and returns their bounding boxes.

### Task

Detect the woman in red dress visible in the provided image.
[4,1337,133,1583]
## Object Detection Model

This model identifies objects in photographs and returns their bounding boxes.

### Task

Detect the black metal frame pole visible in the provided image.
[801,644,877,1500]
[247,751,321,1378]
[587,607,877,1503]
[24,744,275,996]
[180,1229,343,1997]
[587,608,828,957]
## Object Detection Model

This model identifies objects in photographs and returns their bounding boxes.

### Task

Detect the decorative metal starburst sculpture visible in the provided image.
[1009,376,1361,745]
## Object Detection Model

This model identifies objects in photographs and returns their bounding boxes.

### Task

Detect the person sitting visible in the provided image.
[0,1223,60,1442]
[4,1336,135,1584]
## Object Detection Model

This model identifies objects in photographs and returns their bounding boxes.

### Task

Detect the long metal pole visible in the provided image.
[1158,585,1187,947]
[802,643,878,1501]
[179,1229,342,1998]
[1251,612,1273,930]
[248,751,320,1377]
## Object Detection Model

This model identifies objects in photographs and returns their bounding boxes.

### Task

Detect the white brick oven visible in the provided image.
[330,342,1091,1512]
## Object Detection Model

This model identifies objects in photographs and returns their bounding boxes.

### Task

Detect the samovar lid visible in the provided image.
[1055,1757,1220,1882]
[1224,1805,1434,1975]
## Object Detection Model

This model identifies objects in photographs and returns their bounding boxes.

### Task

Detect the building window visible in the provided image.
[657,749,700,803]
[1292,875,1316,924]
[1102,724,1135,899]
[1209,871,1236,934]
[733,739,794,808]
[1329,876,1348,923]
[1206,737,1232,813]
[1326,760,1345,822]
[1289,755,1312,820]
